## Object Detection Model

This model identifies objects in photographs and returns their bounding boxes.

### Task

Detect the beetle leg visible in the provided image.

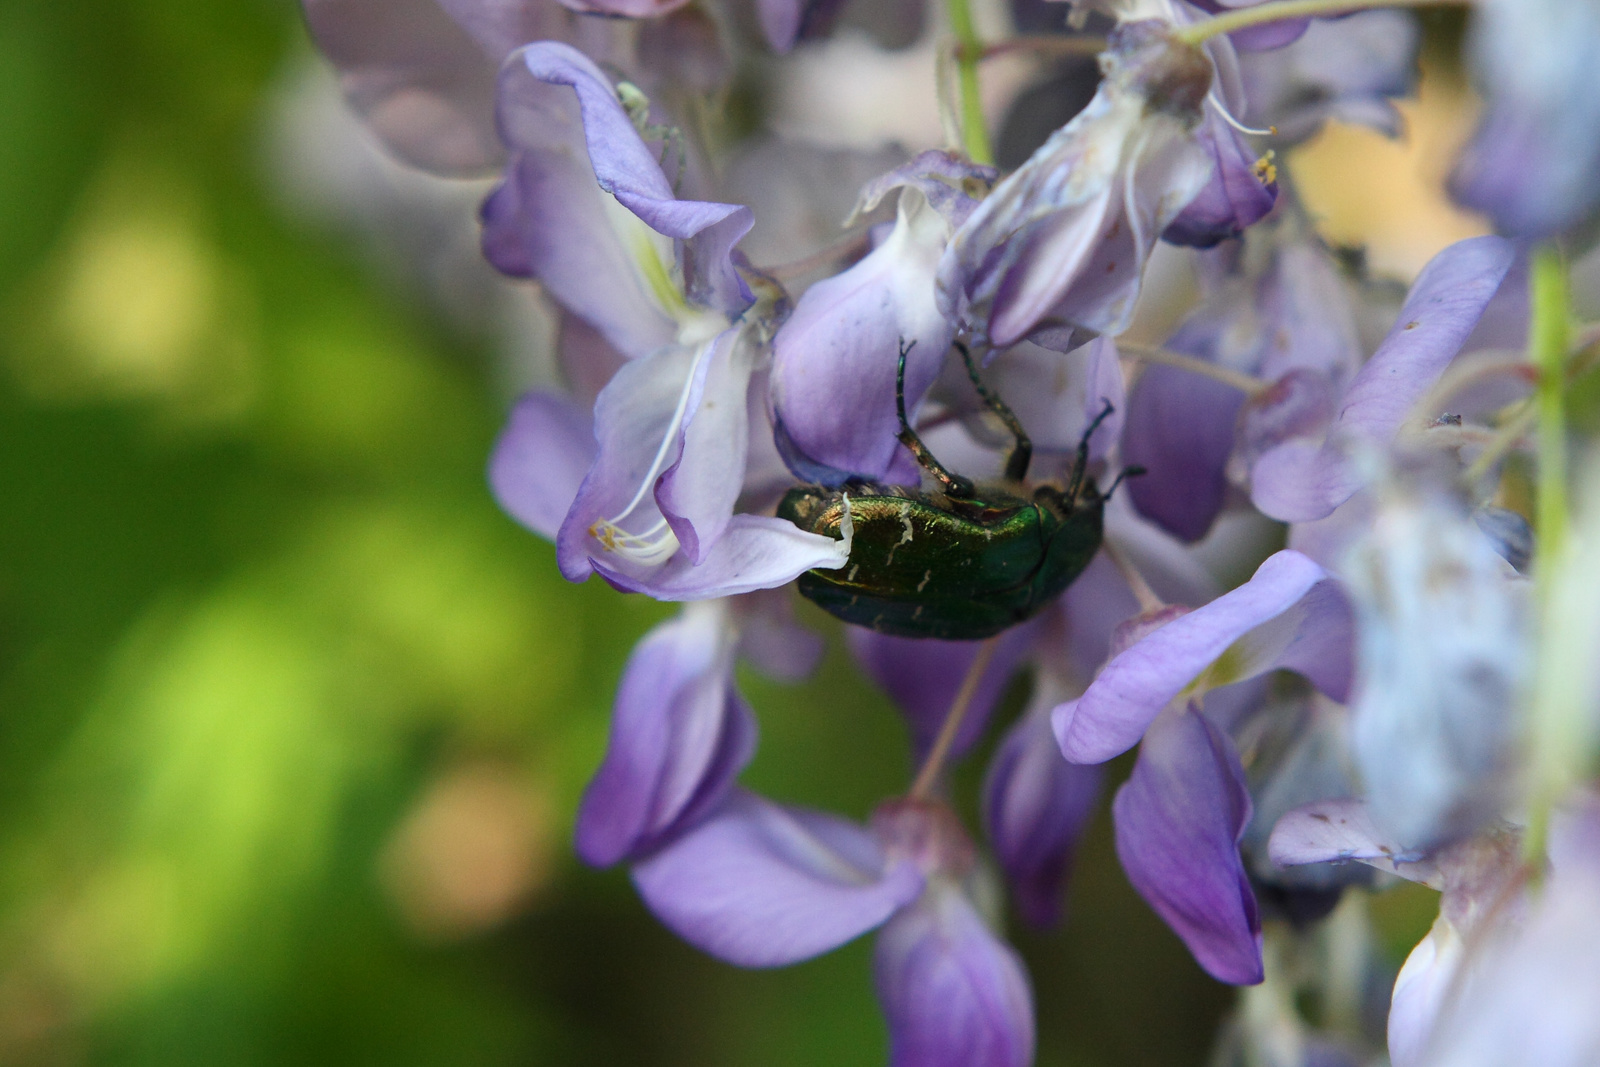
[956,341,1032,482]
[896,338,976,499]
[1101,464,1146,502]
[1067,399,1116,502]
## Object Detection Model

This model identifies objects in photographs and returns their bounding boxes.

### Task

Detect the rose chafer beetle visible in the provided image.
[778,341,1134,640]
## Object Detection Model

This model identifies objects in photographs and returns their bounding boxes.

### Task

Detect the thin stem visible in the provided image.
[1175,0,1464,47]
[908,637,1001,801]
[1525,245,1574,863]
[762,230,872,281]
[1461,402,1536,486]
[1533,246,1571,572]
[1103,540,1166,614]
[945,0,994,164]
[977,35,1108,62]
[1118,341,1270,397]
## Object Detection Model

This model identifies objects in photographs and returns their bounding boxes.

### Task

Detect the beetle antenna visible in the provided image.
[1101,465,1147,502]
[1067,400,1116,501]
[896,338,976,499]
[956,341,1032,482]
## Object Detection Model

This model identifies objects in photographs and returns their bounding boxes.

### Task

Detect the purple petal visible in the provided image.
[733,589,826,683]
[1238,12,1417,145]
[593,514,851,600]
[559,0,691,14]
[1113,707,1263,985]
[575,605,753,866]
[488,391,596,542]
[1250,236,1516,522]
[1448,0,1600,239]
[1124,362,1243,542]
[302,0,505,175]
[515,42,753,314]
[480,145,677,360]
[1054,550,1331,764]
[769,183,955,484]
[632,790,925,967]
[983,679,1103,928]
[1161,109,1278,249]
[875,883,1035,1067]
[848,624,1037,763]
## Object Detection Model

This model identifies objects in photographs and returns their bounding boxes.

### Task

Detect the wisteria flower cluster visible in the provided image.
[303,0,1600,1062]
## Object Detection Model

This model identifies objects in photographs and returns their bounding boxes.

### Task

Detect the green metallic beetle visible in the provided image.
[778,340,1135,640]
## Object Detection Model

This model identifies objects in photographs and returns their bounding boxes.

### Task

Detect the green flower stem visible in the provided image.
[1174,0,1464,47]
[945,0,994,165]
[1526,244,1574,863]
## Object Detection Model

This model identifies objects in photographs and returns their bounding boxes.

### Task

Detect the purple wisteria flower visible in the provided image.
[633,793,1035,1067]
[484,43,853,599]
[1450,0,1600,240]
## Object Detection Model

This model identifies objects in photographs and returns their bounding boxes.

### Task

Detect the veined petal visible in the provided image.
[593,514,851,600]
[575,603,754,866]
[632,790,925,967]
[874,882,1035,1067]
[1113,706,1263,985]
[1054,550,1333,764]
[488,391,597,542]
[658,330,758,562]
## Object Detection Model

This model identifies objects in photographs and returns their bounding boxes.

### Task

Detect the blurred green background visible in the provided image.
[0,1,1439,1063]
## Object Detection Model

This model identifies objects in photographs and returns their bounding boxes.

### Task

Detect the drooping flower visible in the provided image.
[938,20,1217,346]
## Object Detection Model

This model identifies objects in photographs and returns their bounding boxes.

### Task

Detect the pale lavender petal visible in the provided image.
[1449,0,1600,239]
[436,0,576,61]
[1113,707,1263,985]
[875,883,1035,1067]
[1227,578,1354,703]
[758,0,806,52]
[769,184,955,484]
[983,681,1103,928]
[1388,918,1461,1067]
[848,624,1037,762]
[575,605,753,866]
[1055,550,1330,764]
[1238,11,1417,145]
[488,391,597,542]
[516,42,754,314]
[593,514,850,600]
[1250,236,1516,522]
[632,790,925,967]
[1268,799,1436,882]
[480,145,678,360]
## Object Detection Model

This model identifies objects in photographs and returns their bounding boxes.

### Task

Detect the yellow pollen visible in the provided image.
[1253,150,1278,187]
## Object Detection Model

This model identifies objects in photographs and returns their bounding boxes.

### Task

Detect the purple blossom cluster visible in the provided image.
[302,0,1600,1063]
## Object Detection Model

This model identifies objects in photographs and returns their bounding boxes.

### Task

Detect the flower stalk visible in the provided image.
[1175,0,1465,47]
[945,0,994,165]
[908,636,1001,800]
